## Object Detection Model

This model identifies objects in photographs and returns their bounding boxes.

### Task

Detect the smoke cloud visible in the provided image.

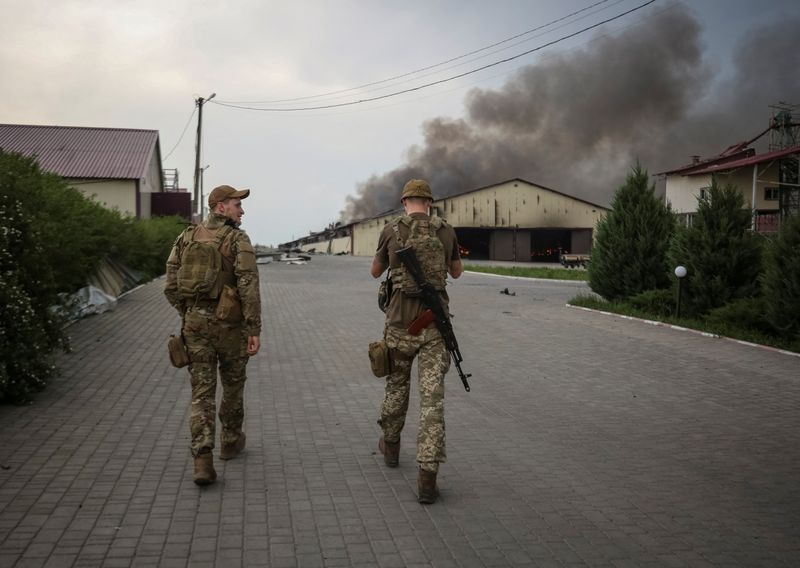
[342,3,800,221]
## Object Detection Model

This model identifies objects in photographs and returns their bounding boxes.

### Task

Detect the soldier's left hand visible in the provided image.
[247,336,261,356]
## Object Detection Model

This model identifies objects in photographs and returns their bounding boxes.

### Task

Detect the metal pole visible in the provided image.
[193,97,204,217]
[676,279,683,319]
[192,93,216,218]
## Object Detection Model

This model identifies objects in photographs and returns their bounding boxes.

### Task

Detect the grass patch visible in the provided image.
[569,293,800,353]
[464,264,588,281]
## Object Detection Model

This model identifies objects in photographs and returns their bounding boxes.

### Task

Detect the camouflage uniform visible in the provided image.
[164,212,262,457]
[375,212,460,474]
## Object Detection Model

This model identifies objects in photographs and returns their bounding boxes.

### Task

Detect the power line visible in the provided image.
[162,106,197,161]
[211,0,657,113]
[240,0,631,109]
[239,2,679,120]
[217,0,615,105]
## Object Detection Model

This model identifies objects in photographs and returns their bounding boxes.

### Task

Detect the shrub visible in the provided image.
[669,180,764,316]
[628,288,676,317]
[0,156,71,403]
[588,163,675,301]
[0,149,184,403]
[763,213,800,339]
[705,297,774,335]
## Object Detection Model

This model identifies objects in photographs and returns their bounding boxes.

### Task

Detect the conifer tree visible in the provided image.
[669,180,763,316]
[763,212,800,339]
[588,164,675,301]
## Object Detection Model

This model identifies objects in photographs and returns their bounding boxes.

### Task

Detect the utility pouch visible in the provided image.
[168,334,190,368]
[368,340,392,378]
[214,284,243,322]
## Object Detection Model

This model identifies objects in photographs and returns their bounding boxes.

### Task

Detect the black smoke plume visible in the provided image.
[342,3,800,221]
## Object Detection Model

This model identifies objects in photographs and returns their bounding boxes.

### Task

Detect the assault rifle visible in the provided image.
[396,246,472,392]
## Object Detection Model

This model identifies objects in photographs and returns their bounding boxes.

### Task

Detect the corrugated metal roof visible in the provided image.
[0,124,159,180]
[684,144,800,176]
[658,148,756,176]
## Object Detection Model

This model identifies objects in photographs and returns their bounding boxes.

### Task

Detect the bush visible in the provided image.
[763,213,800,339]
[0,156,71,403]
[0,149,184,403]
[705,297,774,335]
[588,163,675,301]
[669,180,764,316]
[114,215,188,279]
[628,288,676,317]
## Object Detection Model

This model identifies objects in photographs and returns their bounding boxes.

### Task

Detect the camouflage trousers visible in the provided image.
[379,324,450,473]
[183,308,249,457]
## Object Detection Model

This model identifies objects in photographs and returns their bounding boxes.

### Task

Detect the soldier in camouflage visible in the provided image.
[164,184,262,486]
[371,179,463,504]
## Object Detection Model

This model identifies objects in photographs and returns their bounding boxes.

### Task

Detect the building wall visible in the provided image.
[329,235,352,255]
[665,174,712,213]
[353,216,393,256]
[434,179,605,229]
[666,163,784,213]
[71,179,138,217]
[142,152,163,194]
[711,162,782,210]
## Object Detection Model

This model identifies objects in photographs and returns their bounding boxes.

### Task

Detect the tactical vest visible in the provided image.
[176,224,235,301]
[390,215,447,296]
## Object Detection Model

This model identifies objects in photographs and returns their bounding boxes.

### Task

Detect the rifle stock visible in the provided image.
[396,246,472,392]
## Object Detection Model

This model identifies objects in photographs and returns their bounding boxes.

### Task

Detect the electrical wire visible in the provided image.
[238,0,631,109]
[240,1,679,120]
[218,0,614,105]
[211,0,657,113]
[162,106,197,161]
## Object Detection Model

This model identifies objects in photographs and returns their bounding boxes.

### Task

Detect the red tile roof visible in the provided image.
[0,124,160,180]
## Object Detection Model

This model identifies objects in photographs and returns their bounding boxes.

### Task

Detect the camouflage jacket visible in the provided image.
[164,212,262,337]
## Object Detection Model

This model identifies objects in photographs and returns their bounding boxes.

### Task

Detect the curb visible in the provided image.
[566,303,800,359]
[464,270,586,285]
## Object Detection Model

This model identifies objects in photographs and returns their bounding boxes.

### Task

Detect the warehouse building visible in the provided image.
[283,178,608,262]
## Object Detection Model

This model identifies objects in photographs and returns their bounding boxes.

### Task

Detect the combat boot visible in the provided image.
[193,451,217,486]
[378,436,400,467]
[220,432,246,461]
[417,468,438,504]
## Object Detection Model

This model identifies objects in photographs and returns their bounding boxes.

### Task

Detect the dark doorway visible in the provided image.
[530,229,572,262]
[454,228,491,260]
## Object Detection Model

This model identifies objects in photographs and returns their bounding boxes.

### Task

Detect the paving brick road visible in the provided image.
[1,255,799,567]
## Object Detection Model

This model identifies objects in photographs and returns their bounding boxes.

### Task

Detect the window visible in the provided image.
[764,187,779,201]
[698,187,710,200]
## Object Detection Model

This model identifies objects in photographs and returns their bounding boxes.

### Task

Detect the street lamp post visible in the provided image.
[193,92,216,217]
[674,265,687,318]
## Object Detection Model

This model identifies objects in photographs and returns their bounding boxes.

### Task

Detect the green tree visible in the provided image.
[588,164,675,301]
[669,180,764,316]
[0,150,184,403]
[0,154,71,402]
[763,213,800,339]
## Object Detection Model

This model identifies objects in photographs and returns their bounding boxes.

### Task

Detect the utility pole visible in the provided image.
[193,93,216,217]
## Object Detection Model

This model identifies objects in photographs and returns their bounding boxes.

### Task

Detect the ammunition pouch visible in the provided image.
[368,340,392,378]
[214,284,243,323]
[168,334,190,368]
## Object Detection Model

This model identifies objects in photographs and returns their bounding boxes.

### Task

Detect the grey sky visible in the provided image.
[1,0,798,246]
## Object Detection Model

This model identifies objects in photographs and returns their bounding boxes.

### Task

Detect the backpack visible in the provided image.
[390,215,447,296]
[176,225,233,301]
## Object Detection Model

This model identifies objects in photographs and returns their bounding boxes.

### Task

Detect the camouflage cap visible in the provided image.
[208,185,250,207]
[401,179,433,200]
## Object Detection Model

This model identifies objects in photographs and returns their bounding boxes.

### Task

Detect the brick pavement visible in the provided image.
[1,255,798,567]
